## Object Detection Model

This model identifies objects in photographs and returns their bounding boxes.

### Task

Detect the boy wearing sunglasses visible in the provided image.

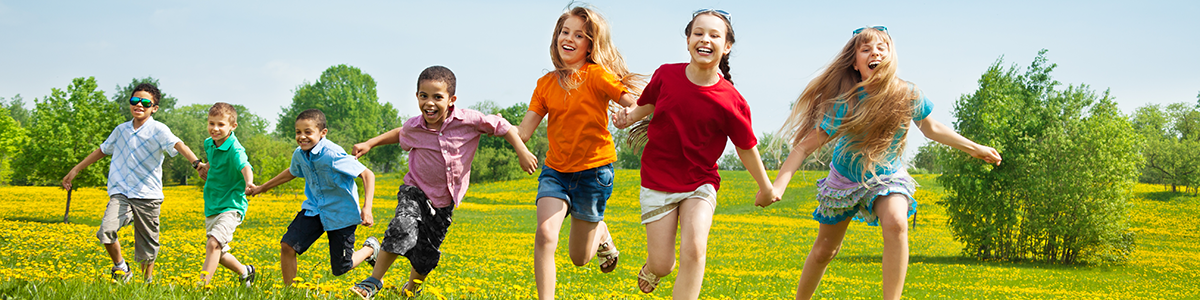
[62,83,204,283]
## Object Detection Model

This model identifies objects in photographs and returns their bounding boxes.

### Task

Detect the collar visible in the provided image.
[208,131,238,151]
[306,137,328,155]
[131,116,156,132]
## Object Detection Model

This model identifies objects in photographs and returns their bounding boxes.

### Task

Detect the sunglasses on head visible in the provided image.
[129,96,155,107]
[853,25,888,36]
[693,8,731,21]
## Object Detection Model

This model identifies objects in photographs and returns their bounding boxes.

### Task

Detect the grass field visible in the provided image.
[0,170,1197,299]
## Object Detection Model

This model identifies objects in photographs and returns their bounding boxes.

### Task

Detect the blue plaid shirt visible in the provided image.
[99,117,182,199]
[289,137,368,231]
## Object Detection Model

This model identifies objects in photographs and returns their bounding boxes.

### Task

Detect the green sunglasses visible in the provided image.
[129,96,155,107]
[853,25,888,36]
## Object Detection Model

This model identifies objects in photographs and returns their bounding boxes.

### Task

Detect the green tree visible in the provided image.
[938,50,1141,264]
[157,104,210,186]
[757,132,789,170]
[1132,103,1200,193]
[0,106,28,184]
[13,77,124,186]
[276,65,403,173]
[911,141,949,174]
[612,126,642,169]
[468,100,544,182]
[1,94,30,126]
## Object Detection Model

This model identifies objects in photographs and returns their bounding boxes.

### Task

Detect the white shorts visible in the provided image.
[639,184,717,224]
[204,211,243,253]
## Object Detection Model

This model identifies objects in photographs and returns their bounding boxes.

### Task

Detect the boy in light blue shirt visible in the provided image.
[62,83,204,283]
[249,109,379,286]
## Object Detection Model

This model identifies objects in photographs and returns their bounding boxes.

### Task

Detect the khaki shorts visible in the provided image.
[96,194,162,263]
[639,184,717,224]
[205,211,243,253]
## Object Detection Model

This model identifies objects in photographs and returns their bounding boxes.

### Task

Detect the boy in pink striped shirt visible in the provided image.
[347,66,538,298]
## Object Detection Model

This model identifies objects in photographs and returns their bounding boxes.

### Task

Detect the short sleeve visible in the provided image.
[331,152,368,178]
[589,65,627,103]
[529,78,549,116]
[726,93,758,149]
[289,149,305,178]
[99,127,120,155]
[156,124,182,157]
[637,65,666,107]
[235,148,251,171]
[475,112,513,137]
[819,102,847,136]
[913,94,934,121]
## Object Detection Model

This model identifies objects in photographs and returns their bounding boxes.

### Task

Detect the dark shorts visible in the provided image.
[280,211,358,276]
[382,185,454,275]
[536,163,614,222]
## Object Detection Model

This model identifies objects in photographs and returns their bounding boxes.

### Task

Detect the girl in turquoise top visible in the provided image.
[770,26,1002,300]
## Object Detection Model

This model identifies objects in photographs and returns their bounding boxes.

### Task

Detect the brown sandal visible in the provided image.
[637,264,660,293]
[596,236,620,273]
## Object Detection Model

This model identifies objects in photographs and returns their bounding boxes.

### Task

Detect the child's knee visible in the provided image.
[810,245,841,265]
[534,228,558,247]
[205,236,223,252]
[281,242,296,255]
[648,260,675,277]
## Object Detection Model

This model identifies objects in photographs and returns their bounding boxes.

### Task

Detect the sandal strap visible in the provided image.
[637,265,660,284]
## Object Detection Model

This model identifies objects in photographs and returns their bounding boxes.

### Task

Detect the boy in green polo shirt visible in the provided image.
[195,102,257,287]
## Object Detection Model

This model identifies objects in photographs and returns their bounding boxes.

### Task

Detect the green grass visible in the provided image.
[0,170,1197,299]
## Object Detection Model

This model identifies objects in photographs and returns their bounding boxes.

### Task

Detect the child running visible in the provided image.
[61,83,204,283]
[612,9,777,300]
[346,66,537,299]
[248,109,380,287]
[769,26,1002,300]
[194,102,257,287]
[518,4,644,299]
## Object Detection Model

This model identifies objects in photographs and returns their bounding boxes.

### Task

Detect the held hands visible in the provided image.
[754,186,782,208]
[517,150,539,175]
[360,210,375,227]
[351,142,372,159]
[244,183,258,197]
[197,163,210,180]
[971,145,1003,166]
[611,107,633,129]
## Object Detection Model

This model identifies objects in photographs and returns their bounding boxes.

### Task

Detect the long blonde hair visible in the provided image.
[779,28,920,174]
[548,5,645,98]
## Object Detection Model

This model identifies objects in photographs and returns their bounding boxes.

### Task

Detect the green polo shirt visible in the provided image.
[203,131,251,218]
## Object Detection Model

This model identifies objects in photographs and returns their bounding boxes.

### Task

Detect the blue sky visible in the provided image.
[1,0,1197,151]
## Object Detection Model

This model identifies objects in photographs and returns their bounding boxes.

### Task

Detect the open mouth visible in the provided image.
[424,108,439,118]
[868,61,880,70]
[562,45,575,52]
[697,46,713,55]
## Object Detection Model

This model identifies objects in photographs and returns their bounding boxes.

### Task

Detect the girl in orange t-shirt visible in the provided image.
[516,4,644,299]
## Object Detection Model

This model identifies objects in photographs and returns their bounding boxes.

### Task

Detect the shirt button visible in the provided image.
[447,167,451,171]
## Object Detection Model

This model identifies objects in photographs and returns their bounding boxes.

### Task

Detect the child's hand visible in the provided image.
[610,107,628,129]
[518,150,538,175]
[197,163,209,180]
[360,210,375,227]
[61,170,77,190]
[971,145,1002,166]
[755,187,781,208]
[244,183,257,196]
[351,142,372,159]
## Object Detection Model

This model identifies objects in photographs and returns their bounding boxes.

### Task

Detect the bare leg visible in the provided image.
[534,198,569,300]
[874,194,910,300]
[403,268,428,294]
[104,242,124,265]
[281,242,298,286]
[201,236,223,284]
[566,217,604,267]
[349,242,376,269]
[369,251,400,280]
[642,209,678,292]
[671,198,714,300]
[795,219,852,300]
[219,253,247,276]
[140,261,155,282]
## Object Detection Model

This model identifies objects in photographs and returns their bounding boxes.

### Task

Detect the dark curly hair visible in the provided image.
[296,109,326,130]
[132,83,162,105]
[418,65,457,96]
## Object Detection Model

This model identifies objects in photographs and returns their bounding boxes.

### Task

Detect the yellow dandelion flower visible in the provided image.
[404,289,414,297]
[204,284,213,289]
[412,278,423,284]
[293,277,304,282]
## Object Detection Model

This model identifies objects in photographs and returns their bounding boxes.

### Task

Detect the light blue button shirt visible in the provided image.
[99,117,181,199]
[289,137,368,231]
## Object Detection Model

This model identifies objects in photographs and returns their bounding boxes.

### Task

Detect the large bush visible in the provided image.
[938,50,1142,264]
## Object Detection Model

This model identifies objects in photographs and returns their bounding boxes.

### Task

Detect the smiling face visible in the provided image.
[129,90,158,121]
[854,36,890,80]
[686,14,731,68]
[416,79,457,130]
[294,118,326,151]
[207,113,238,145]
[557,15,592,70]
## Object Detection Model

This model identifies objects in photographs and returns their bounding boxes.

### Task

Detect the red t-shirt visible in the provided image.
[638,63,757,193]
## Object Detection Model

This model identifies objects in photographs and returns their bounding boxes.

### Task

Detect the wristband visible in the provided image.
[192,159,202,170]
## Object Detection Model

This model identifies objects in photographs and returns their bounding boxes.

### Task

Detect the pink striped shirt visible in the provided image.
[399,107,512,208]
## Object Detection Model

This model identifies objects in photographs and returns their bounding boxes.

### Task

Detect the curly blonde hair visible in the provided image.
[779,28,921,175]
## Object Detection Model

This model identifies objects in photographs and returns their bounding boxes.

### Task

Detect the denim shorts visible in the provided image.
[536,163,614,222]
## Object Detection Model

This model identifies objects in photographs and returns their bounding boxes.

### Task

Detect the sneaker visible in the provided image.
[239,265,256,288]
[362,237,381,267]
[110,265,133,283]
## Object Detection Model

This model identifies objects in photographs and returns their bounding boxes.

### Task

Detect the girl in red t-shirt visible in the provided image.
[517,4,645,299]
[614,9,777,299]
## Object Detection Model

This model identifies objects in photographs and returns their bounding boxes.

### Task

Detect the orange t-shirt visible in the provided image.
[529,63,627,173]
